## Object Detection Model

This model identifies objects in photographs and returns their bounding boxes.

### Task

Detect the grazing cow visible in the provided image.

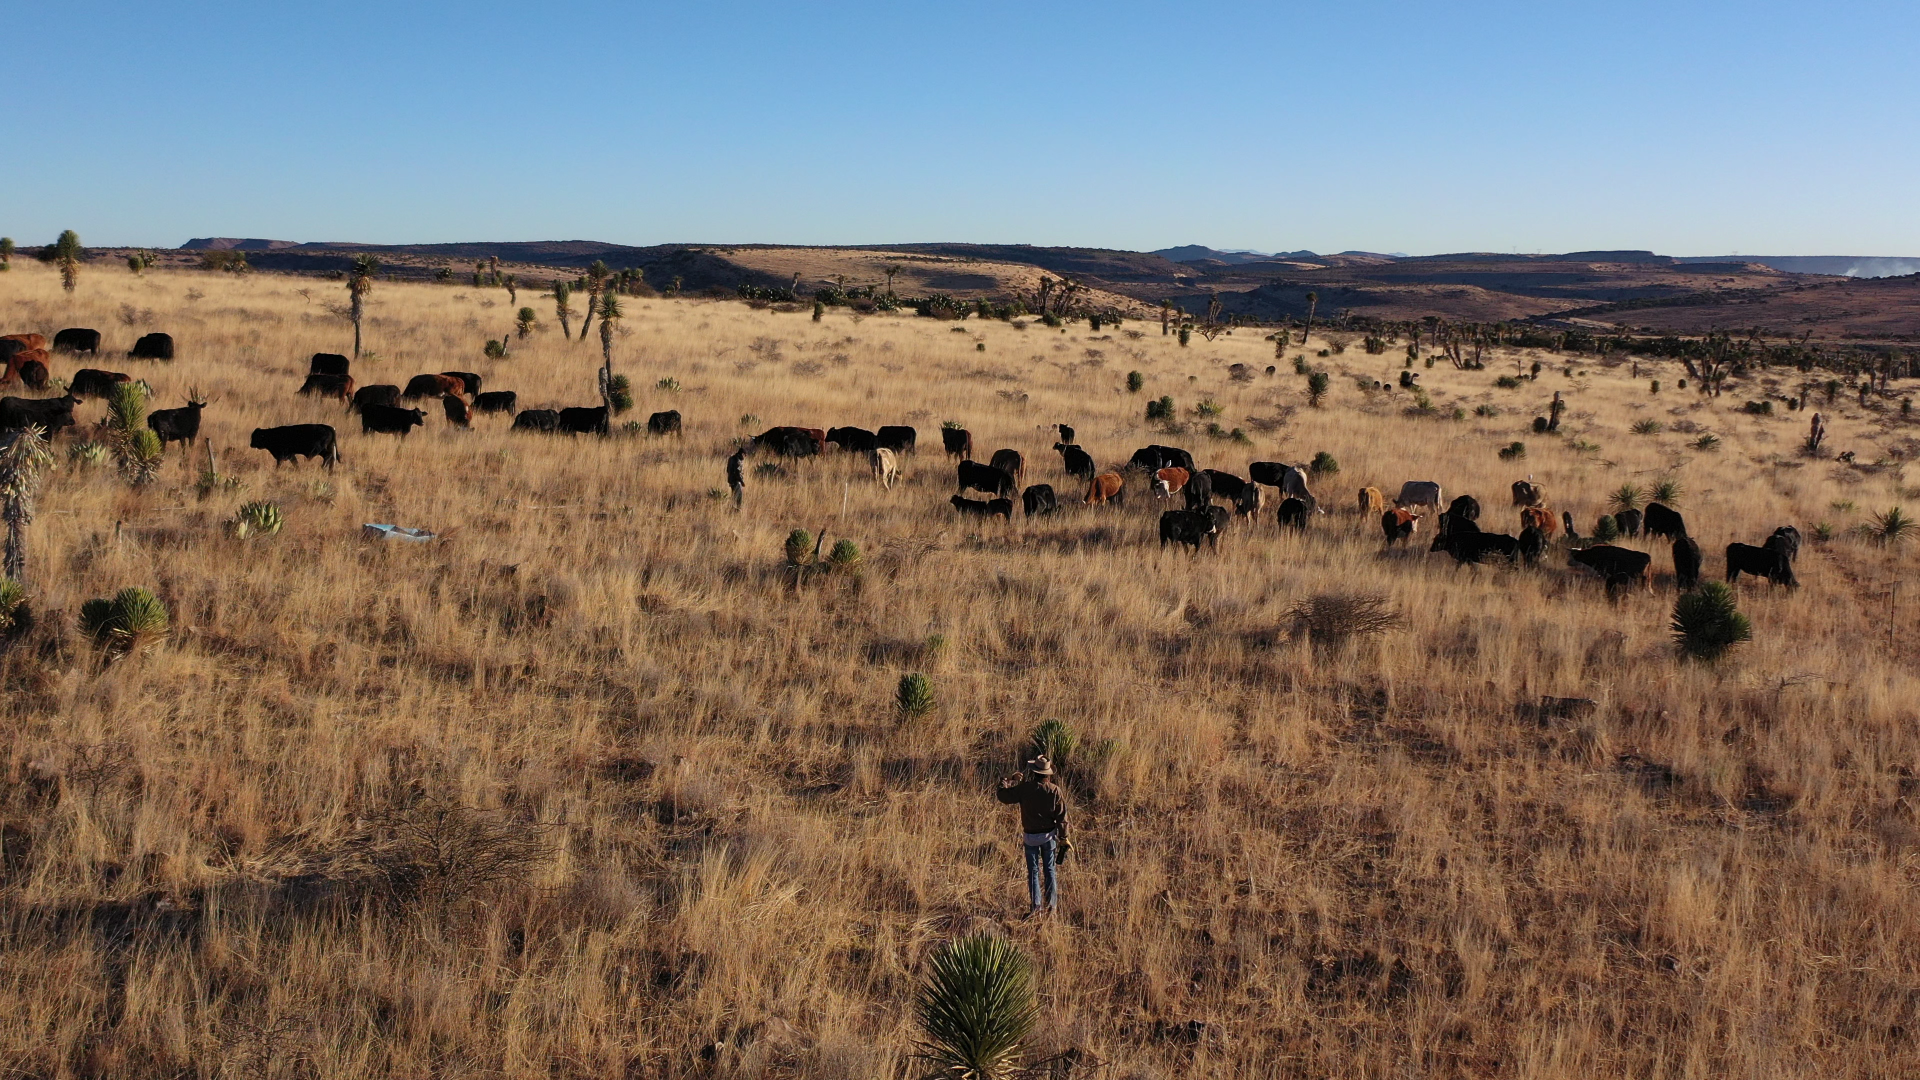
[800,427,828,454]
[1234,481,1264,517]
[1382,508,1420,545]
[827,426,877,452]
[558,405,610,435]
[989,448,1025,487]
[309,352,351,376]
[1151,467,1190,498]
[0,334,47,354]
[1160,509,1218,552]
[1672,536,1702,590]
[870,447,900,488]
[1056,423,1075,445]
[1447,494,1481,523]
[473,391,518,415]
[1277,496,1313,530]
[512,409,560,432]
[1133,445,1196,473]
[1511,480,1544,507]
[361,404,426,437]
[957,460,1017,498]
[1570,545,1653,589]
[403,373,463,399]
[753,426,818,457]
[648,410,683,436]
[1765,526,1802,564]
[1432,527,1520,565]
[1519,506,1558,537]
[1023,484,1058,517]
[1727,542,1796,586]
[128,332,174,360]
[1056,443,1097,481]
[15,360,47,391]
[1614,509,1643,539]
[2,349,49,387]
[1518,525,1547,566]
[876,425,917,453]
[352,384,402,412]
[441,371,482,397]
[1204,470,1249,501]
[941,427,974,459]
[147,395,208,448]
[1357,486,1385,517]
[1207,505,1232,536]
[1182,467,1212,511]
[951,494,1012,520]
[442,394,471,427]
[299,372,355,401]
[69,368,132,399]
[249,424,337,468]
[1644,502,1687,539]
[0,394,81,434]
[1394,480,1444,513]
[53,328,100,354]
[1084,472,1125,506]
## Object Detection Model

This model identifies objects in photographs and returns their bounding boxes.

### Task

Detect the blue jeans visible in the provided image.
[1024,836,1058,911]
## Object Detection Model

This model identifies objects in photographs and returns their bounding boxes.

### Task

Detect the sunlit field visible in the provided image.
[2,259,1918,1078]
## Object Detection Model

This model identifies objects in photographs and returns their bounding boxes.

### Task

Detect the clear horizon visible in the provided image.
[4,1,1916,257]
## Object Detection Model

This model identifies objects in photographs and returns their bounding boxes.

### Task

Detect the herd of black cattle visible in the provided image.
[0,329,1805,594]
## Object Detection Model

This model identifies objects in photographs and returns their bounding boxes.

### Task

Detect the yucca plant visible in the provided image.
[0,427,54,585]
[54,229,81,292]
[348,254,379,359]
[1593,514,1620,543]
[784,529,814,566]
[106,380,148,433]
[552,282,574,339]
[1607,484,1644,511]
[67,441,108,468]
[914,935,1038,1080]
[515,306,538,338]
[119,429,164,486]
[1029,719,1077,769]
[897,673,935,718]
[1126,371,1144,393]
[228,501,284,539]
[80,586,170,655]
[656,376,681,392]
[1631,418,1663,435]
[1309,451,1339,476]
[1306,370,1330,407]
[1651,477,1684,505]
[607,374,633,414]
[1866,507,1917,548]
[1672,582,1752,662]
[826,538,861,570]
[0,578,26,636]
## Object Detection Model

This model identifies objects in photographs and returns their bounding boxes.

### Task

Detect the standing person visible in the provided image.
[726,448,745,510]
[997,755,1070,918]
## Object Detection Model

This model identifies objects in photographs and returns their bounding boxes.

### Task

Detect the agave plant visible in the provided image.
[228,501,284,539]
[67,441,109,468]
[915,935,1038,1080]
[1630,418,1664,435]
[80,586,170,655]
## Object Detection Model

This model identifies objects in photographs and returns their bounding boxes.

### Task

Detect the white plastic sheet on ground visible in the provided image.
[361,523,436,542]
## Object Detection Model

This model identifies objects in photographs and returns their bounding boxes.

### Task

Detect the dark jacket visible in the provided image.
[997,777,1068,838]
[726,451,745,486]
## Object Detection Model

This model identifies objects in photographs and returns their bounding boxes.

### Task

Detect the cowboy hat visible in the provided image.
[1025,755,1054,776]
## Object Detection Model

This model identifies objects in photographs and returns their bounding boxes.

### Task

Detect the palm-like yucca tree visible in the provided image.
[552,282,574,339]
[0,237,14,270]
[1300,291,1318,345]
[348,254,380,359]
[915,935,1038,1080]
[54,229,82,292]
[578,260,609,341]
[0,427,54,585]
[597,291,623,411]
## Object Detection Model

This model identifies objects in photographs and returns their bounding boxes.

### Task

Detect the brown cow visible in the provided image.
[1357,486,1385,517]
[801,427,827,455]
[1084,472,1125,505]
[442,394,472,427]
[1152,467,1189,498]
[1512,480,1545,507]
[0,334,47,353]
[2,348,49,385]
[1519,506,1558,537]
[403,373,465,399]
[989,448,1025,488]
[1382,507,1421,546]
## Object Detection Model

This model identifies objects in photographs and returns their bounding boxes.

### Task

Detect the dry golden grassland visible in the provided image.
[3,260,1920,1078]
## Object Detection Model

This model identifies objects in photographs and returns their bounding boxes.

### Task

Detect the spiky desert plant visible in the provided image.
[67,441,108,469]
[106,380,148,433]
[0,578,25,636]
[1028,718,1077,768]
[0,237,13,269]
[579,260,610,341]
[1865,507,1917,548]
[53,229,81,292]
[1692,433,1721,452]
[897,673,935,718]
[827,538,862,570]
[119,429,164,486]
[1593,514,1620,542]
[914,935,1038,1080]
[606,374,633,415]
[784,529,814,566]
[228,501,284,539]
[1306,370,1330,407]
[1126,371,1144,393]
[552,282,574,339]
[1651,477,1684,505]
[1672,582,1752,662]
[0,427,54,585]
[1309,451,1339,476]
[515,307,538,338]
[1607,484,1644,512]
[348,254,379,359]
[1631,418,1664,435]
[80,586,170,655]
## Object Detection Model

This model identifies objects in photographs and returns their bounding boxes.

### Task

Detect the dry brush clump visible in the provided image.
[0,260,1917,1077]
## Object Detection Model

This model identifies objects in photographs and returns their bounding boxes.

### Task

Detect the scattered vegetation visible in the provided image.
[78,585,170,655]
[896,672,935,717]
[914,935,1037,1080]
[1672,582,1752,662]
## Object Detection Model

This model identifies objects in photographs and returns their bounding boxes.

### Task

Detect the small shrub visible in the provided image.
[812,300,825,321]
[1474,404,1500,417]
[942,420,963,430]
[1742,400,1773,416]
[1650,478,1684,505]
[67,441,109,468]
[976,342,986,352]
[784,529,814,565]
[1177,326,1191,346]
[1672,582,1752,662]
[897,673,935,718]
[1607,484,1644,511]
[1145,397,1175,421]
[1692,434,1721,452]
[1308,451,1338,476]
[1631,418,1663,435]
[1532,416,1549,433]
[1450,407,1466,421]
[1126,371,1144,393]
[656,377,682,392]
[1230,428,1251,445]
[1866,507,1917,547]
[483,339,508,359]
[1593,515,1620,542]
[1494,375,1522,389]
[1813,521,1835,542]
[1678,378,1688,389]
[607,374,634,414]
[0,579,26,636]
[827,538,862,569]
[1194,399,1222,418]
[1650,380,1661,393]
[1570,438,1601,454]
[1498,441,1526,460]
[1306,371,1329,407]
[79,586,169,655]
[1288,593,1401,648]
[1293,356,1310,375]
[1398,370,1416,389]
[228,501,284,539]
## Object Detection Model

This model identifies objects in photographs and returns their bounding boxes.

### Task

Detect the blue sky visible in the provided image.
[3,1,1915,255]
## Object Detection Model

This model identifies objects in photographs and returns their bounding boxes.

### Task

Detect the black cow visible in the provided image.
[1159,509,1217,551]
[403,373,458,399]
[754,426,817,457]
[473,391,518,415]
[876,425,917,453]
[309,352,351,376]
[1644,502,1687,539]
[1249,461,1313,500]
[1727,542,1796,586]
[69,369,131,399]
[1277,496,1313,530]
[1518,524,1547,566]
[441,371,482,397]
[147,398,208,448]
[941,427,973,458]
[1570,545,1653,588]
[558,406,609,435]
[1055,443,1096,481]
[53,328,100,354]
[951,494,1012,519]
[1614,509,1644,539]
[1131,444,1195,473]
[1435,511,1479,540]
[1022,484,1059,517]
[827,426,876,452]
[1673,536,1702,589]
[128,332,174,360]
[0,394,80,434]
[957,460,1017,499]
[1765,526,1802,564]
[1432,527,1519,565]
[989,448,1025,487]
[299,373,354,399]
[1056,423,1075,445]
[1201,470,1248,500]
[1182,468,1212,511]
[352,384,402,412]
[250,424,337,468]
[512,409,560,432]
[648,410,683,435]
[1447,494,1481,523]
[0,340,21,364]
[442,395,471,427]
[1207,505,1232,536]
[361,404,426,437]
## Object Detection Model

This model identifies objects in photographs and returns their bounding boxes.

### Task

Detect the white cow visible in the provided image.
[1395,480,1444,514]
[869,447,899,489]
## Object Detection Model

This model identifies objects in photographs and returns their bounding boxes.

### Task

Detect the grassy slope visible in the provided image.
[2,262,1918,1078]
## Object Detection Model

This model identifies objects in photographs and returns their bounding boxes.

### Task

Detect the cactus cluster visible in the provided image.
[228,501,284,539]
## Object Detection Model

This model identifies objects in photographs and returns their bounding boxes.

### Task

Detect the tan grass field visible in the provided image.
[2,260,1919,1078]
